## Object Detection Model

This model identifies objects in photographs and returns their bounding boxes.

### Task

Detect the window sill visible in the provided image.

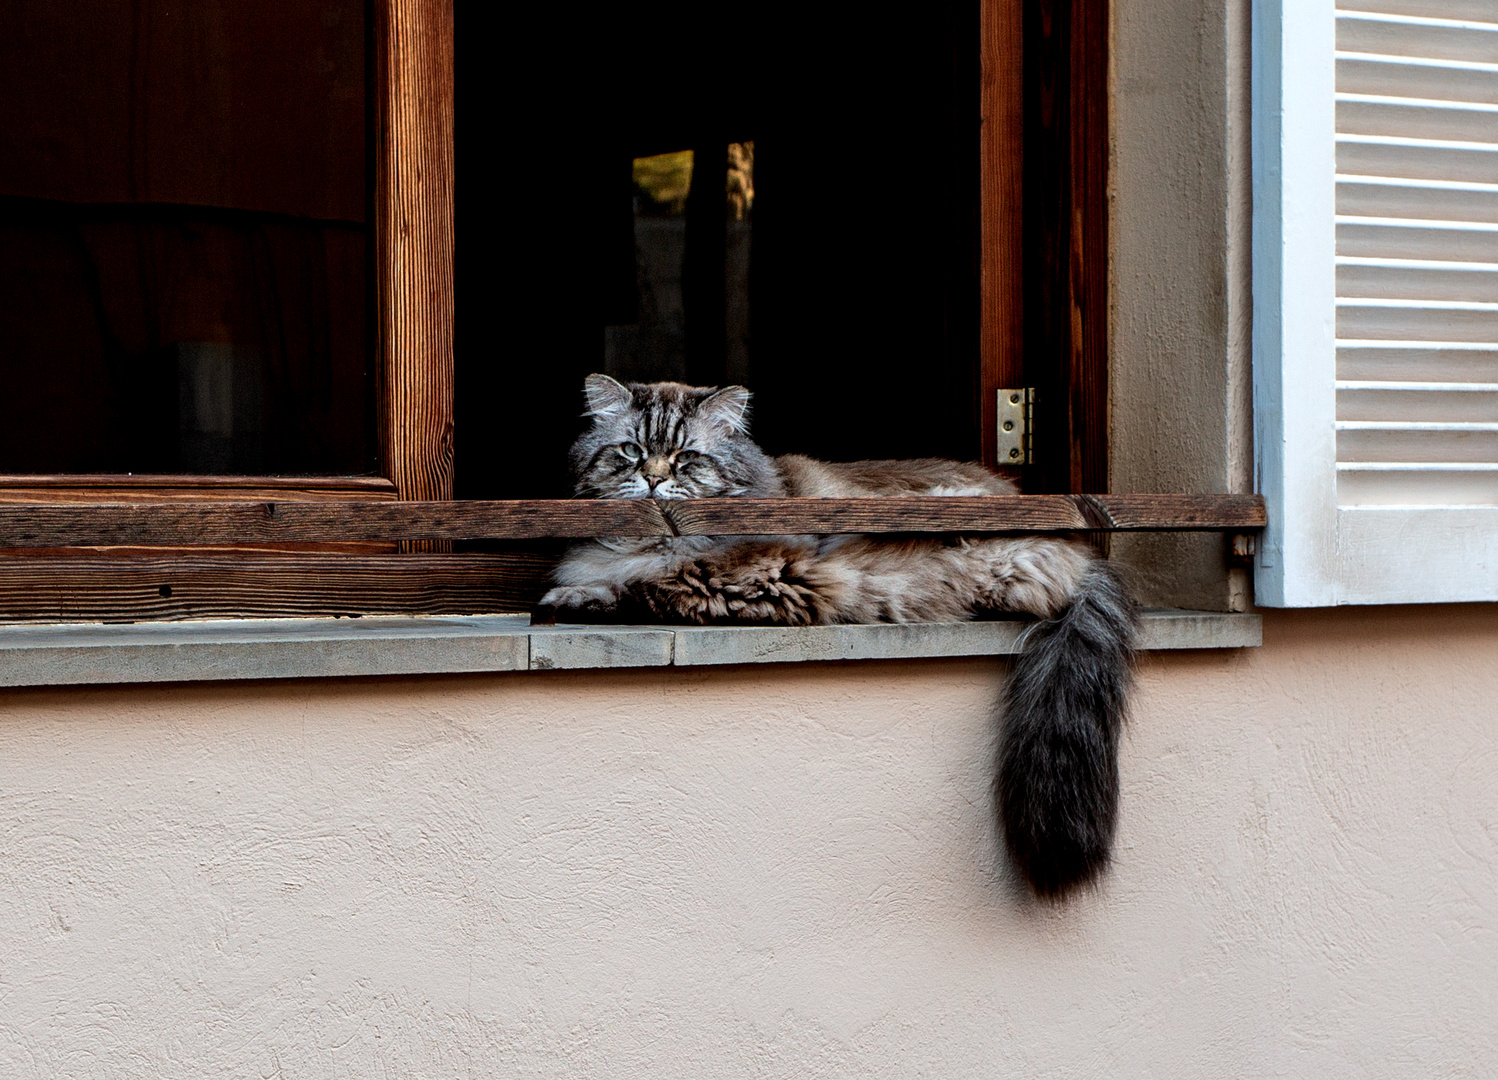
[0,609,1260,689]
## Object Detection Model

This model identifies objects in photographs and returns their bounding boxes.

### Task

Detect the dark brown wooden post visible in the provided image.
[374,0,456,507]
[980,0,1027,474]
[1024,0,1108,496]
[1067,0,1109,497]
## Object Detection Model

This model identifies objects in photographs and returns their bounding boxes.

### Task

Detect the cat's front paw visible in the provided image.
[535,585,620,625]
[713,557,818,625]
[631,564,724,623]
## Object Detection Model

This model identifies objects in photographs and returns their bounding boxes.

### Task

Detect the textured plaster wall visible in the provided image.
[1110,0,1256,611]
[2,606,1497,1077]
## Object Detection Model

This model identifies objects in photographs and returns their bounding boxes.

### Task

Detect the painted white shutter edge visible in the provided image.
[1253,0,1341,606]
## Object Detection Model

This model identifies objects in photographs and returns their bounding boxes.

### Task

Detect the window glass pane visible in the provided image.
[0,1,372,475]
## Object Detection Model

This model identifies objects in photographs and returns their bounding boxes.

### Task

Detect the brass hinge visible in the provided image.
[997,388,1034,466]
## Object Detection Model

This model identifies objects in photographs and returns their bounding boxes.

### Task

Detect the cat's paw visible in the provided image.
[711,557,818,625]
[620,554,820,626]
[535,585,619,624]
[633,564,728,623]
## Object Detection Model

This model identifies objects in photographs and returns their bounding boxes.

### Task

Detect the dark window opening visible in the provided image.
[457,3,982,498]
[602,144,756,389]
[0,1,374,476]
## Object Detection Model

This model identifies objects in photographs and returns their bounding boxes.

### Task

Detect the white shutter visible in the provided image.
[1254,0,1498,605]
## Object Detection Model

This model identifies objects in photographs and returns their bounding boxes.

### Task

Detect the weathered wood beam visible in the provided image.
[661,494,1265,536]
[0,476,399,500]
[0,494,1266,548]
[0,552,550,623]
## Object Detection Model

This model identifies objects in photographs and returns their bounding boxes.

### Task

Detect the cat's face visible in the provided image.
[571,374,761,500]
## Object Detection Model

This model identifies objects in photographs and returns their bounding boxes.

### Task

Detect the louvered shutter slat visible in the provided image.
[1337,426,1498,462]
[1337,181,1498,224]
[1336,384,1498,419]
[1337,57,1498,103]
[1349,1,1498,21]
[1338,140,1498,185]
[1338,99,1498,143]
[1337,218,1498,260]
[1337,12,1498,63]
[1337,263,1498,301]
[1337,342,1498,382]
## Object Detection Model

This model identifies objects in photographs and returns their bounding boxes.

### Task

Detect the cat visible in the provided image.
[538,374,1138,898]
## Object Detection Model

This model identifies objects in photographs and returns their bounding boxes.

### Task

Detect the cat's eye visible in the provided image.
[619,441,644,462]
[675,449,700,465]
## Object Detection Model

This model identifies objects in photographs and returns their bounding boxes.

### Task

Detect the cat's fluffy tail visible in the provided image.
[997,561,1137,898]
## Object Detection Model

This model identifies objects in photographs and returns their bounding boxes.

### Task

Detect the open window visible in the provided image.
[454,1,1108,498]
[458,4,985,496]
[0,0,1259,622]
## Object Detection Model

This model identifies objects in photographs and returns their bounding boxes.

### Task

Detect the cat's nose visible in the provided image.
[642,457,672,490]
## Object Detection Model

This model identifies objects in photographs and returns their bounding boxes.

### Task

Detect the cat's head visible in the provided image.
[569,374,782,500]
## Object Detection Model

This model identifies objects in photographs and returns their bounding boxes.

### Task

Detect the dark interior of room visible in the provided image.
[456,2,983,498]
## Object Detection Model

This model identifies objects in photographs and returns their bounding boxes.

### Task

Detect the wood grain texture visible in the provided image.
[981,0,1026,473]
[0,477,401,553]
[375,0,455,509]
[660,495,1265,536]
[0,476,397,503]
[0,476,404,551]
[0,552,550,623]
[1025,0,1068,494]
[1024,0,1109,497]
[1068,0,1108,497]
[0,495,1266,548]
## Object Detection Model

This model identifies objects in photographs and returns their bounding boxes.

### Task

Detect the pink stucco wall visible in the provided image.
[1,606,1495,1076]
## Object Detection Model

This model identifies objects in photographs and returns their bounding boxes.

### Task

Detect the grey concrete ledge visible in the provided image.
[0,609,1260,689]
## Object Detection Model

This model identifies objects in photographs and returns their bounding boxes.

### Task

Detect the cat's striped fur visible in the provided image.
[540,375,1138,898]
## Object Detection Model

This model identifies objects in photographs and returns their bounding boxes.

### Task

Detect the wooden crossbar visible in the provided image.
[0,494,1266,548]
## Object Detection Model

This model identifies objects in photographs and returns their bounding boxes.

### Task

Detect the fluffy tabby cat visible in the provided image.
[539,374,1138,898]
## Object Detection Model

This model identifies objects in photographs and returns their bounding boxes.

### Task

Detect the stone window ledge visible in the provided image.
[0,610,1259,689]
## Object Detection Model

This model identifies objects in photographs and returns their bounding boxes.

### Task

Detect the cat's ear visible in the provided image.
[583,373,631,418]
[698,385,752,433]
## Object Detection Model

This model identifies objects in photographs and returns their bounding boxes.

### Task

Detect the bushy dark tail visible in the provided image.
[997,562,1137,899]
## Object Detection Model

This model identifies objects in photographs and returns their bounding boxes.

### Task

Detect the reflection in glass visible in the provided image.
[603,143,754,388]
[726,141,754,386]
[0,1,371,475]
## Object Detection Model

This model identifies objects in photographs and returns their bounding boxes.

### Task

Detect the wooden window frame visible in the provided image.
[374,0,454,510]
[982,0,1107,492]
[0,0,488,622]
[0,0,1262,624]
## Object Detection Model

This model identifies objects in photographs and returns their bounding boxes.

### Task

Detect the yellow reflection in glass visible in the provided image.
[727,140,754,220]
[632,150,694,214]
